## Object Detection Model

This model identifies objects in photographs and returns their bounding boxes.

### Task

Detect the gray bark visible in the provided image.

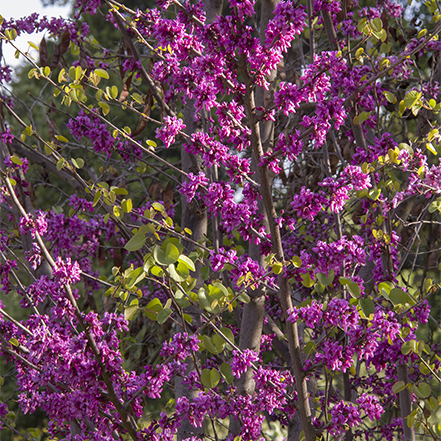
[397,363,416,441]
[176,2,222,440]
[230,1,278,435]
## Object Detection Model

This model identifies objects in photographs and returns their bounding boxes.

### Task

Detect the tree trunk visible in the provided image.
[176,2,222,439]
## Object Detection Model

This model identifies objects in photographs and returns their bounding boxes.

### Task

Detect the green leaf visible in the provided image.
[124,303,139,321]
[301,272,314,288]
[212,334,226,353]
[238,292,250,303]
[71,158,84,169]
[150,265,164,277]
[126,267,145,288]
[145,298,163,320]
[201,368,220,388]
[419,361,430,375]
[355,47,364,59]
[28,41,39,50]
[174,290,190,308]
[317,269,335,286]
[9,338,19,347]
[368,188,381,200]
[291,256,302,268]
[98,102,110,116]
[378,281,393,300]
[93,190,102,207]
[6,29,17,41]
[165,243,180,263]
[121,198,133,213]
[10,155,23,166]
[426,143,437,155]
[357,17,368,34]
[203,335,221,354]
[272,262,283,275]
[110,85,118,99]
[200,265,209,280]
[389,288,416,306]
[370,17,383,32]
[73,66,82,81]
[304,341,316,355]
[124,231,146,252]
[392,380,406,394]
[152,202,165,212]
[157,307,172,324]
[94,68,109,79]
[176,262,189,279]
[348,281,361,299]
[177,254,195,272]
[56,158,65,170]
[55,135,69,143]
[198,288,212,311]
[219,327,235,346]
[210,282,229,299]
[132,93,143,104]
[428,128,439,142]
[417,383,431,399]
[401,339,417,355]
[359,297,375,317]
[183,313,192,323]
[314,282,325,294]
[168,263,187,282]
[110,187,128,195]
[383,90,397,104]
[339,277,350,285]
[220,362,234,384]
[403,90,422,109]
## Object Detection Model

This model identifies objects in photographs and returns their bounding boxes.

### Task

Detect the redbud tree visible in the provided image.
[0,0,441,440]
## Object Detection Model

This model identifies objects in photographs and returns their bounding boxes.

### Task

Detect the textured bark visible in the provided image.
[230,1,278,435]
[397,363,416,441]
[175,2,222,439]
[241,56,316,441]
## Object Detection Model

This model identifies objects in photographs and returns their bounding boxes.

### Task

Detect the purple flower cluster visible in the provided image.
[312,235,366,275]
[73,0,101,17]
[329,401,362,436]
[180,172,209,202]
[24,242,42,271]
[291,187,326,221]
[160,332,200,360]
[230,0,256,20]
[155,116,185,148]
[323,298,359,332]
[356,393,384,421]
[231,349,259,377]
[0,129,14,145]
[287,300,323,329]
[0,402,7,430]
[18,211,48,239]
[69,194,94,213]
[53,257,82,286]
[341,165,371,190]
[254,367,293,414]
[0,258,18,295]
[67,110,115,157]
[209,247,237,272]
[275,131,304,161]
